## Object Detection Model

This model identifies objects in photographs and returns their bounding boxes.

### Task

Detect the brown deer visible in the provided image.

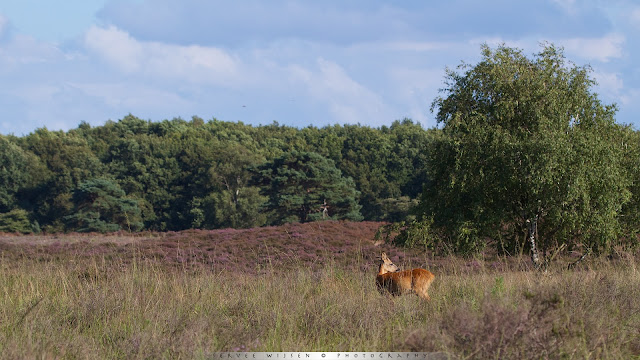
[376,252,435,300]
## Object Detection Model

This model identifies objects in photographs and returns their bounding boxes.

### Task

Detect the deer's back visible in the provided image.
[376,268,435,295]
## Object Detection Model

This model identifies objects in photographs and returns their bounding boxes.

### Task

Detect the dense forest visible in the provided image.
[1,43,639,258]
[0,115,433,233]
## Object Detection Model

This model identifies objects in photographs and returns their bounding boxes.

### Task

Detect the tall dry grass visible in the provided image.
[0,245,639,358]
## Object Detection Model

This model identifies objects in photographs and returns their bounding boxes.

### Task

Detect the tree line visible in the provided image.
[0,115,433,233]
[1,43,638,257]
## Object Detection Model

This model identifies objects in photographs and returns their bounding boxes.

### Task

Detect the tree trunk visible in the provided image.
[568,248,591,270]
[527,215,544,270]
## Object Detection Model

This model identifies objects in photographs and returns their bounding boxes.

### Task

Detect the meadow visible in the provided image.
[1,221,639,359]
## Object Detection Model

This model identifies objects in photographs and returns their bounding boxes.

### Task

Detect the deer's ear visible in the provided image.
[381,252,389,260]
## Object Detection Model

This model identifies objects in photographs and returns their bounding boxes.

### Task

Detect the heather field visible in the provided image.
[1,221,640,359]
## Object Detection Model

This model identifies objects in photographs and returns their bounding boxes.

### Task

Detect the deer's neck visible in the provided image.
[378,264,390,276]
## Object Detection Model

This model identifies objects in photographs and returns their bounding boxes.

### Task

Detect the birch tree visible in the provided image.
[418,44,631,265]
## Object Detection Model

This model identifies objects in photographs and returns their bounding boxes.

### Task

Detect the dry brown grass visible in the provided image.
[1,223,639,358]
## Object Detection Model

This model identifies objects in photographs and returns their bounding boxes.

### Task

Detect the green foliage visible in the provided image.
[376,196,418,223]
[9,74,635,241]
[0,137,42,213]
[619,129,640,238]
[4,114,435,231]
[334,120,434,220]
[0,209,33,233]
[253,151,363,224]
[416,43,632,254]
[65,178,143,233]
[377,218,438,250]
[204,141,267,229]
[204,187,268,229]
[20,128,104,231]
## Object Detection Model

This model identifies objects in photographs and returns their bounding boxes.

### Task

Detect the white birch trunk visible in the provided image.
[527,215,544,270]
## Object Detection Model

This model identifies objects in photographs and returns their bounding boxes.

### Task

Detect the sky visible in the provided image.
[0,0,639,135]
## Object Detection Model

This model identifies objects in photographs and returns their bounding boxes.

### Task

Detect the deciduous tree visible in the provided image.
[415,44,631,264]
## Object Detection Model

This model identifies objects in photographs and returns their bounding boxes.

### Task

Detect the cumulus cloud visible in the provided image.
[288,58,391,125]
[0,35,65,70]
[562,33,625,62]
[2,1,639,135]
[387,67,445,125]
[592,71,624,98]
[0,14,64,67]
[84,25,142,72]
[631,7,640,28]
[84,25,239,85]
[96,0,415,47]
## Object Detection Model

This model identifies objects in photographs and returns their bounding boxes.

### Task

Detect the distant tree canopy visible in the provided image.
[0,116,433,233]
[0,209,34,233]
[403,43,636,258]
[65,178,143,233]
[252,151,363,224]
[0,136,40,213]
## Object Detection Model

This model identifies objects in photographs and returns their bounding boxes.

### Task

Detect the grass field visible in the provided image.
[1,221,639,359]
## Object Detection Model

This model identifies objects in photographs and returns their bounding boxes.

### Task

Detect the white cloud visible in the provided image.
[593,71,623,93]
[615,88,640,128]
[68,82,192,110]
[562,33,625,62]
[631,7,640,28]
[592,70,624,103]
[550,0,577,14]
[96,1,417,47]
[84,25,239,85]
[387,67,445,125]
[0,34,64,68]
[1,2,638,136]
[288,58,391,125]
[0,13,7,38]
[84,25,142,72]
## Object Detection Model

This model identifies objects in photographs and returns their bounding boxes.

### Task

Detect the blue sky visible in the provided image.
[0,0,639,135]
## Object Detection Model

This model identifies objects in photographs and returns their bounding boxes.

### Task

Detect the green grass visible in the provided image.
[0,231,639,358]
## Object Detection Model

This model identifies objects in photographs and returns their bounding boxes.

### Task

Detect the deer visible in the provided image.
[376,252,435,300]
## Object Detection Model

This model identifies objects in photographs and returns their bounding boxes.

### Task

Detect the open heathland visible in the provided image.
[1,221,639,358]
